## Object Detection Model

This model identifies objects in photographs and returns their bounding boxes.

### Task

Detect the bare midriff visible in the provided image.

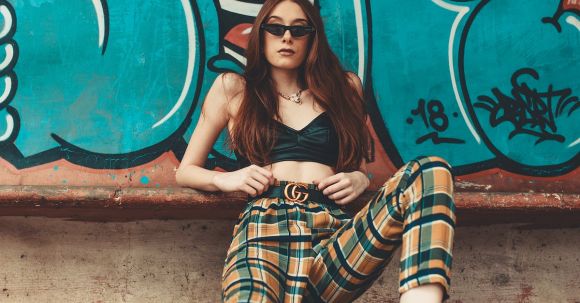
[264,161,336,184]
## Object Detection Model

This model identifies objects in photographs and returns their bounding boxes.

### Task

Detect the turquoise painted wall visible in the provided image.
[0,0,578,177]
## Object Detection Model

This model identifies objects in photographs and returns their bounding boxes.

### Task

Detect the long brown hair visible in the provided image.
[230,0,370,172]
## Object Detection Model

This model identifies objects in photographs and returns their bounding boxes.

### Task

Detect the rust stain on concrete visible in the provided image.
[517,284,535,303]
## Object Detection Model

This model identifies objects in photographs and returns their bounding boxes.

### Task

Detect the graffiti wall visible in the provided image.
[0,0,578,192]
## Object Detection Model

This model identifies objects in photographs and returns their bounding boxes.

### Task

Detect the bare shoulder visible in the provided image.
[345,71,363,98]
[220,72,245,96]
[219,72,246,117]
[201,72,245,120]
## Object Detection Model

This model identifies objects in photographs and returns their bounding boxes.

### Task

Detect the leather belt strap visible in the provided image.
[255,180,335,205]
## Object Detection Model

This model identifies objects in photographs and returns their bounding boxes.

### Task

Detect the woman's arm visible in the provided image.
[175,73,234,191]
[176,73,275,195]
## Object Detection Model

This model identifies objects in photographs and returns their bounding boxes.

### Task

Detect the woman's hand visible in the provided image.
[213,165,275,197]
[313,171,370,205]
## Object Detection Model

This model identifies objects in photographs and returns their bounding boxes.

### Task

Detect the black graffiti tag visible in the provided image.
[406,99,465,145]
[475,68,578,145]
[542,0,580,33]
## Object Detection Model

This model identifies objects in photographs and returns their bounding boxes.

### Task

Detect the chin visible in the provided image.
[270,61,304,71]
[274,65,301,71]
[265,55,305,70]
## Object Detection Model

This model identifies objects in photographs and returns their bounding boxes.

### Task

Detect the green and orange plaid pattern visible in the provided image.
[222,156,456,302]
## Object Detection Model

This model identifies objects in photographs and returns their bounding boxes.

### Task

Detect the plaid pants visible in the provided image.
[222,156,456,302]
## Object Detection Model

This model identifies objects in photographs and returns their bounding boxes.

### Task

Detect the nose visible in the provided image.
[282,29,292,42]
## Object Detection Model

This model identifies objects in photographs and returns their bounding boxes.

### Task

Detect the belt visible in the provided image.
[255,180,335,205]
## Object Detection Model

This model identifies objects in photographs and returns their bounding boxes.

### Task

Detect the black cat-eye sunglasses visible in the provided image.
[260,23,316,37]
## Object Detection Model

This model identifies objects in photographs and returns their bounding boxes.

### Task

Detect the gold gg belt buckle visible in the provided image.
[283,182,309,203]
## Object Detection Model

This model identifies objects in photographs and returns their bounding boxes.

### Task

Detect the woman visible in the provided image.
[176,0,456,302]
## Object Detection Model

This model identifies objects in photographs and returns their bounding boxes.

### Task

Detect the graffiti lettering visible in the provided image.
[475,68,578,145]
[406,99,465,145]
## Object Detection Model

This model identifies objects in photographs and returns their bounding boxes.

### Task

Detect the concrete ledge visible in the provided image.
[0,186,579,225]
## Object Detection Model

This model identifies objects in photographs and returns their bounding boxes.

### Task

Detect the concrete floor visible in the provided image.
[0,217,579,303]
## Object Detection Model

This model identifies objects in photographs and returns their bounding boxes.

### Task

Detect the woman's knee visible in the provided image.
[413,156,452,171]
[411,156,454,185]
[377,156,454,210]
[398,156,455,207]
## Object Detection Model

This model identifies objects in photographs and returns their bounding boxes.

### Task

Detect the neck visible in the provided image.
[270,67,302,93]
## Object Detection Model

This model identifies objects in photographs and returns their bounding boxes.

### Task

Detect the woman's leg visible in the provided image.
[307,156,456,302]
[221,197,315,302]
[221,240,286,302]
[221,199,287,302]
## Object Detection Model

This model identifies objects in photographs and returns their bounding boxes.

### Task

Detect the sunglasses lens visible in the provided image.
[292,26,314,37]
[262,24,314,37]
[290,28,306,37]
[263,24,285,36]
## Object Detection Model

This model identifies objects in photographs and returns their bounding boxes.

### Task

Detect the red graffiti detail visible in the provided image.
[224,23,253,50]
[563,0,580,11]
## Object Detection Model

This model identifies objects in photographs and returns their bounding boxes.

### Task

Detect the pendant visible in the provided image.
[289,94,301,104]
[279,89,303,105]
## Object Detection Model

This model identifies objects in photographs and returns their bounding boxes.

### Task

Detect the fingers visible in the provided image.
[241,174,272,197]
[316,173,341,191]
[327,187,353,201]
[240,184,257,197]
[317,173,360,205]
[250,170,270,187]
[335,194,357,205]
[251,165,275,185]
[322,176,351,196]
[247,178,267,196]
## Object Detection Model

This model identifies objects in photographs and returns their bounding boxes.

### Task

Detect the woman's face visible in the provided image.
[262,1,312,71]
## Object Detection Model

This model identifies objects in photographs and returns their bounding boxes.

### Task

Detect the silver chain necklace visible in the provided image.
[278,89,304,105]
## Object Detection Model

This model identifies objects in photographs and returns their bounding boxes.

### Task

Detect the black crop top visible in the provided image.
[234,112,339,167]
